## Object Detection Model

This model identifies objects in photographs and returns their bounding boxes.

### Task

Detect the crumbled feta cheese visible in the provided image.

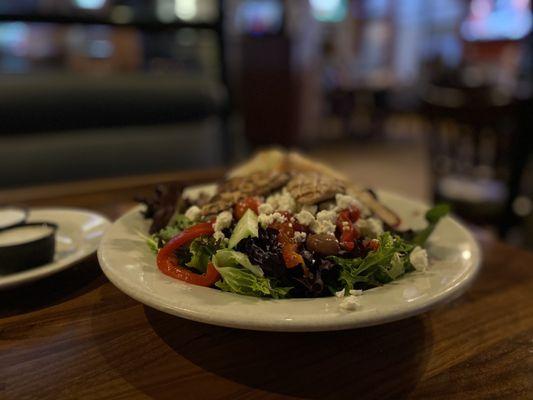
[266,192,296,212]
[272,212,287,223]
[355,217,383,239]
[213,211,233,232]
[258,214,271,228]
[367,218,384,236]
[312,220,336,235]
[258,211,286,228]
[339,295,360,311]
[300,204,318,215]
[293,231,307,243]
[343,190,372,216]
[295,210,315,226]
[410,246,429,271]
[335,289,345,298]
[316,210,337,224]
[184,205,202,222]
[258,203,274,215]
[349,289,363,296]
[335,193,364,211]
[310,209,337,235]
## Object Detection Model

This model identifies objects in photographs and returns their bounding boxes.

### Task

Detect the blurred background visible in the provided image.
[0,0,531,248]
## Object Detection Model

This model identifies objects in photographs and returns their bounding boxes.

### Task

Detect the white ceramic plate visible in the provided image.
[0,208,110,289]
[98,191,481,332]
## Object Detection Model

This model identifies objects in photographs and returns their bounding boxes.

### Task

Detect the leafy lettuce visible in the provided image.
[213,249,264,277]
[156,214,194,243]
[329,232,415,290]
[186,236,219,273]
[213,249,292,298]
[147,214,193,252]
[412,204,450,246]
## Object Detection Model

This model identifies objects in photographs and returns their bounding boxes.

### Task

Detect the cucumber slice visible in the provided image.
[228,208,258,249]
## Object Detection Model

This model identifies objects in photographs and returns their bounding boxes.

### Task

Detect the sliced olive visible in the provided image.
[306,233,340,256]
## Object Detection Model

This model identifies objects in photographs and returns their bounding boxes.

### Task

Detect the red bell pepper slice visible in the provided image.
[156,222,220,287]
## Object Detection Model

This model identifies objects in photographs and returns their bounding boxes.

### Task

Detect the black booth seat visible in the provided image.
[0,74,225,134]
[0,74,227,188]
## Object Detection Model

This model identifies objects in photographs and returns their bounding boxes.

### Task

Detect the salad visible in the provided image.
[139,151,448,305]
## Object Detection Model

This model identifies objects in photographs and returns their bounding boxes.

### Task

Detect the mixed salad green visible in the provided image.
[142,184,449,301]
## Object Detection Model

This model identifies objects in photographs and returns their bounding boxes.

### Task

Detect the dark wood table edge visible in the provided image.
[0,167,226,205]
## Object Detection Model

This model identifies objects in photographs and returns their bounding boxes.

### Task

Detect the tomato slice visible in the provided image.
[234,197,261,219]
[156,222,220,287]
[336,210,358,251]
[348,206,361,222]
[270,215,305,269]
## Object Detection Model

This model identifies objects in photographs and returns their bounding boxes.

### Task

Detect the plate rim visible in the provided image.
[98,192,482,332]
[0,207,111,289]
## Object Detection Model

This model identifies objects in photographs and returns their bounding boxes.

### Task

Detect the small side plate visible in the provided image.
[0,208,110,289]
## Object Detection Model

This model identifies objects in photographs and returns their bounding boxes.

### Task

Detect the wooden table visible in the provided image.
[1,171,532,400]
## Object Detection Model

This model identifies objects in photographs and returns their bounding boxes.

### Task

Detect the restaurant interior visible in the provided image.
[1,1,532,399]
[1,0,531,249]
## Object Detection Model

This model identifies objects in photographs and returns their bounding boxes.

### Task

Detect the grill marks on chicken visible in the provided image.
[200,169,401,229]
[285,173,346,205]
[201,192,242,216]
[201,171,290,215]
[218,170,290,195]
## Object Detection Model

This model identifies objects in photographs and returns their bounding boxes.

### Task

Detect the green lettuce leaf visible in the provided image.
[329,232,415,290]
[212,250,292,298]
[169,213,194,228]
[388,252,407,279]
[413,204,450,246]
[214,267,292,299]
[157,214,193,242]
[213,249,264,277]
[148,214,194,251]
[146,235,159,254]
[185,236,218,273]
